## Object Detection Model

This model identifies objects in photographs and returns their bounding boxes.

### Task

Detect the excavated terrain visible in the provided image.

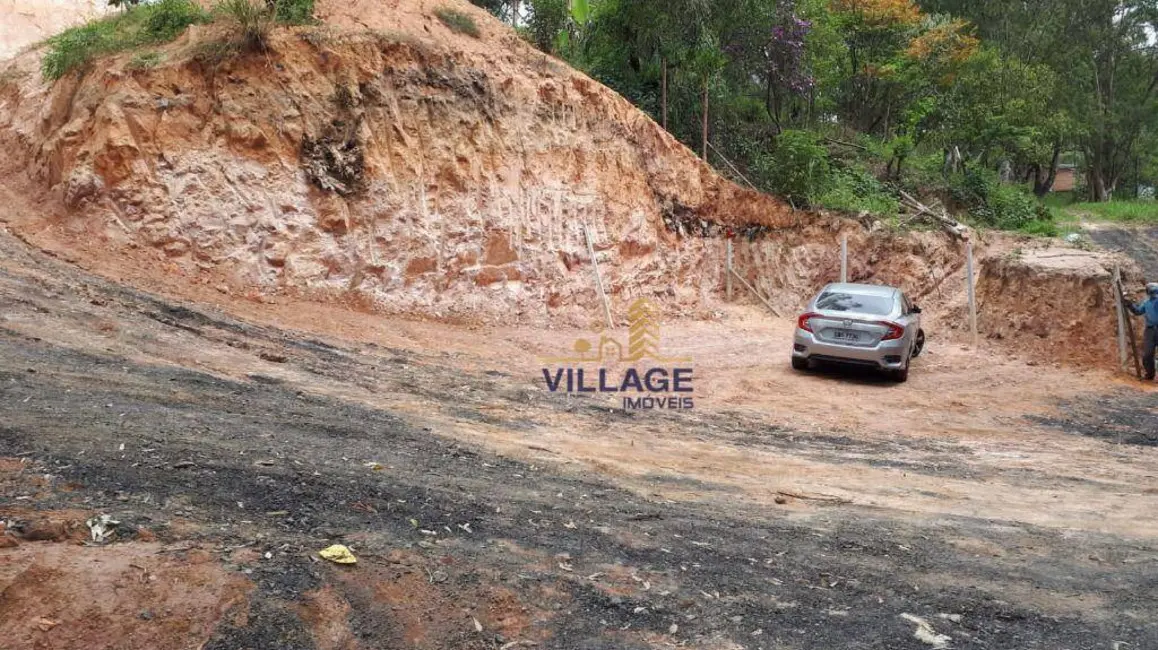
[2,1,1157,649]
[0,0,972,328]
[1,221,1157,650]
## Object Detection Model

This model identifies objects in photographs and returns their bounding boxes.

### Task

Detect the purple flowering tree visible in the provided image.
[728,2,815,131]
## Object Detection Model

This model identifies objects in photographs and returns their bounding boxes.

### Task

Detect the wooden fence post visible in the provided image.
[726,238,733,301]
[840,233,848,283]
[966,240,979,349]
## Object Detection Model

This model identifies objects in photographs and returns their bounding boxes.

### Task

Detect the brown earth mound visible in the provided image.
[973,247,1141,369]
[0,0,973,326]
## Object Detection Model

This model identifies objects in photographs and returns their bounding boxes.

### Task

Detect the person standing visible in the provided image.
[1124,282,1158,381]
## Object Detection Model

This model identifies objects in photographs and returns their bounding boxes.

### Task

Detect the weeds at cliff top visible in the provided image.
[127,51,164,70]
[188,36,243,68]
[214,0,274,50]
[435,7,481,38]
[42,0,209,80]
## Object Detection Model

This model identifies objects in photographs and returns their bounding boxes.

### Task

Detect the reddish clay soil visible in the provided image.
[1,214,1156,649]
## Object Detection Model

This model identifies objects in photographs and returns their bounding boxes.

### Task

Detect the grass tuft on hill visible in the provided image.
[1062,199,1158,224]
[435,7,481,38]
[42,0,210,79]
[41,0,316,79]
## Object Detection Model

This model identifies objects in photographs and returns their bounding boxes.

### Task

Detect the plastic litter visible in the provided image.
[318,544,357,564]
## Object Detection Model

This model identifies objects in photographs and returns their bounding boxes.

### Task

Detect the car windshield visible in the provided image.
[815,291,894,316]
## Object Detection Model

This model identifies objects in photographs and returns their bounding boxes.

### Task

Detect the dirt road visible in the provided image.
[1,225,1157,649]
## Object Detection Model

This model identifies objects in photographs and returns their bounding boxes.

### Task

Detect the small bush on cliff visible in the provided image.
[753,130,832,207]
[42,0,209,79]
[215,0,275,50]
[817,166,900,216]
[950,169,1053,230]
[435,7,481,38]
[269,0,315,25]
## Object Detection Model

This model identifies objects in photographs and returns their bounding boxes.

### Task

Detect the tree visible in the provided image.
[921,0,1158,201]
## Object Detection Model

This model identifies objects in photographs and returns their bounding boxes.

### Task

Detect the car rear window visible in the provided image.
[816,291,894,316]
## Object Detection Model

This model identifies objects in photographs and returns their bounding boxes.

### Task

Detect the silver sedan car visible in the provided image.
[790,283,925,382]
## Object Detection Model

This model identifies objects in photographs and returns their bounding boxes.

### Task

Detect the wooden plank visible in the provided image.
[1116,276,1144,379]
[1113,267,1129,369]
[729,268,781,317]
[583,223,614,329]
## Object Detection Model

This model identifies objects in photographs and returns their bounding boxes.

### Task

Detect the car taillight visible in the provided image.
[879,321,905,340]
[797,312,819,333]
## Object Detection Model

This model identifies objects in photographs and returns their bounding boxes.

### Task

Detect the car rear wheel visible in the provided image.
[888,365,909,382]
[791,357,810,371]
[911,329,926,358]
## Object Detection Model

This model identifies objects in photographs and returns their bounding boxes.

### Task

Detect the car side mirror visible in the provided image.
[911,305,922,314]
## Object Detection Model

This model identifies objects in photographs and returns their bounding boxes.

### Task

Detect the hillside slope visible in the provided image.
[0,0,973,325]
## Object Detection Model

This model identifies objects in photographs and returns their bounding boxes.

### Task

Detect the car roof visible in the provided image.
[821,283,899,297]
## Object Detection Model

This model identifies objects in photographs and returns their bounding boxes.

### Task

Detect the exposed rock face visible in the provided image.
[975,248,1139,368]
[0,0,961,325]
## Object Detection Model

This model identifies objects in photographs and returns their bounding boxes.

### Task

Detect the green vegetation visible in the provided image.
[214,0,275,49]
[1060,200,1158,224]
[271,0,316,25]
[41,0,315,79]
[126,50,164,70]
[42,0,210,79]
[435,7,481,38]
[470,0,1158,235]
[818,167,901,216]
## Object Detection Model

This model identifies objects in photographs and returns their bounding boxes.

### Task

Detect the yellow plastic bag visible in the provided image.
[318,544,357,564]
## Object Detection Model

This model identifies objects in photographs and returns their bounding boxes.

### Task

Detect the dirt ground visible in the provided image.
[2,214,1157,650]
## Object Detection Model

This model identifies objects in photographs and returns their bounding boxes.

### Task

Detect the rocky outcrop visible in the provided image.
[0,0,962,325]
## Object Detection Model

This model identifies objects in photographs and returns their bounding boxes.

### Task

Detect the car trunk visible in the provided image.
[806,312,892,347]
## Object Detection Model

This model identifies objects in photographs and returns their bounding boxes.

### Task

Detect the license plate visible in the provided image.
[832,329,862,342]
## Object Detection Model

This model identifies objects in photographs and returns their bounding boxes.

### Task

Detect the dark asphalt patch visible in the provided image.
[1030,391,1158,446]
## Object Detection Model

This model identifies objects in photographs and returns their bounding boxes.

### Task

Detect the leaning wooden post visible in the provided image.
[725,238,734,301]
[840,233,848,283]
[966,239,979,349]
[584,223,614,329]
[1113,267,1129,369]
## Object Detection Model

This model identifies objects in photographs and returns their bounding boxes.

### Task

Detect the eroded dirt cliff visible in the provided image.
[0,0,970,326]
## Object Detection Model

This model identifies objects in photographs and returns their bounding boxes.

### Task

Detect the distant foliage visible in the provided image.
[42,0,209,79]
[435,7,481,38]
[950,170,1052,229]
[818,166,900,216]
[528,0,567,52]
[756,130,832,205]
[831,0,921,29]
[269,0,315,25]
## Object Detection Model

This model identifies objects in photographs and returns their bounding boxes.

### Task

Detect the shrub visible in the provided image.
[42,0,209,79]
[215,0,274,49]
[817,166,900,216]
[435,7,481,38]
[1018,219,1060,237]
[950,169,1052,230]
[755,129,832,206]
[144,0,210,40]
[269,0,315,25]
[127,51,164,70]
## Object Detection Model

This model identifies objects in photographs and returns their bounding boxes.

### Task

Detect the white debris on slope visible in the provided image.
[900,613,952,648]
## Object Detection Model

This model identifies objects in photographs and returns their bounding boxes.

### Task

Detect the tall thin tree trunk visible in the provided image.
[661,59,668,131]
[1033,142,1062,197]
[701,77,709,160]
